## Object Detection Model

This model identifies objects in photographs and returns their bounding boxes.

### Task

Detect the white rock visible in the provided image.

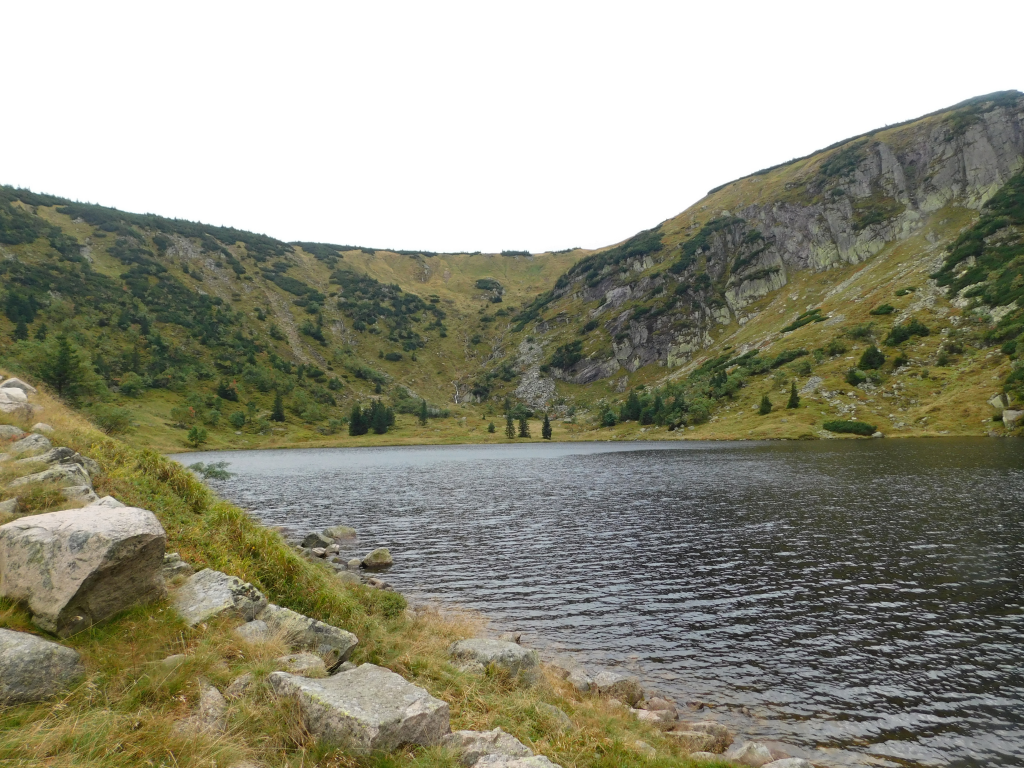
[0,378,37,394]
[1003,409,1023,429]
[171,569,267,627]
[61,485,99,504]
[0,387,28,403]
[268,663,450,753]
[473,756,562,768]
[633,708,675,730]
[9,463,93,490]
[725,741,776,767]
[442,727,532,767]
[95,496,126,508]
[0,505,166,636]
[450,639,539,684]
[0,628,85,703]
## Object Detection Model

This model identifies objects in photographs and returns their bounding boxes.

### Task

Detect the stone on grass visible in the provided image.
[667,731,717,753]
[30,423,54,434]
[763,760,815,768]
[176,681,227,733]
[0,387,28,403]
[159,653,187,670]
[634,740,657,758]
[94,495,125,508]
[450,639,539,684]
[172,569,267,627]
[474,756,561,768]
[61,485,99,504]
[362,547,393,569]
[0,498,19,516]
[0,378,37,394]
[7,434,52,457]
[268,663,449,753]
[535,702,573,730]
[277,651,327,677]
[548,654,594,692]
[161,553,193,581]
[1004,409,1023,429]
[634,708,675,729]
[725,741,775,767]
[233,620,271,642]
[0,402,34,419]
[224,672,254,700]
[645,696,677,712]
[0,628,85,704]
[0,425,26,441]
[302,532,332,549]
[674,721,732,753]
[593,670,644,706]
[498,631,522,644]
[9,463,93,490]
[257,603,358,670]
[336,570,361,585]
[442,727,532,767]
[324,525,356,539]
[0,505,166,636]
[14,447,79,469]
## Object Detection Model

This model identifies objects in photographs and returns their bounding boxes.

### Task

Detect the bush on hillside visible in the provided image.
[823,419,876,436]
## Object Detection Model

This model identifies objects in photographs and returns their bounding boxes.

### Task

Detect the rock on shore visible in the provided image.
[0,628,85,703]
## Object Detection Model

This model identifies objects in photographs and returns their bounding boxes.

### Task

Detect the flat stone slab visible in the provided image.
[0,505,166,636]
[9,463,92,490]
[258,603,357,669]
[269,663,449,753]
[276,651,327,677]
[172,569,267,627]
[450,639,539,684]
[0,628,85,704]
[442,727,532,767]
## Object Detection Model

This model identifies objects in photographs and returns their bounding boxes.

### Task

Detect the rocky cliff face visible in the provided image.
[545,92,1024,382]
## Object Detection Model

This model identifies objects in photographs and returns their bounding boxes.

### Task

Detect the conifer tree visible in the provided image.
[787,381,800,409]
[518,416,531,438]
[34,323,48,341]
[505,412,515,438]
[487,421,496,433]
[40,334,85,399]
[419,398,428,426]
[758,393,773,415]
[271,391,286,422]
[348,404,367,436]
[541,413,552,439]
[13,321,28,340]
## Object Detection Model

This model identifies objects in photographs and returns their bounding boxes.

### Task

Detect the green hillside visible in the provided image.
[2,91,1023,447]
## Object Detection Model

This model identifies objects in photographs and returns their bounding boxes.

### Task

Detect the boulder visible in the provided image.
[645,696,677,712]
[176,681,227,733]
[0,498,19,516]
[0,387,28,403]
[161,552,194,580]
[9,463,93,490]
[95,496,125,508]
[30,423,54,435]
[268,663,449,753]
[365,577,392,590]
[547,653,593,693]
[362,547,393,569]
[172,569,267,627]
[347,558,363,570]
[324,525,357,539]
[724,741,775,767]
[673,721,732,753]
[224,672,254,700]
[1003,409,1023,429]
[593,670,644,706]
[233,620,271,643]
[276,652,327,677]
[311,547,327,558]
[0,378,37,394]
[666,731,717,753]
[988,392,1010,412]
[0,505,166,636]
[8,434,51,457]
[302,532,332,549]
[336,570,361,585]
[498,631,522,644]
[763,761,815,768]
[442,728,533,767]
[0,402,34,419]
[633,708,675,730]
[257,603,358,669]
[535,702,573,731]
[0,628,85,703]
[474,757,561,768]
[0,425,26,441]
[13,447,91,471]
[450,639,540,684]
[61,485,99,504]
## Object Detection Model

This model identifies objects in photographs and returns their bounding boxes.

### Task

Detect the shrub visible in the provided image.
[187,461,234,480]
[895,287,917,296]
[787,381,800,409]
[602,409,618,427]
[846,368,867,386]
[870,304,895,315]
[169,405,196,428]
[847,323,874,341]
[794,359,813,375]
[90,405,134,435]
[885,318,930,346]
[384,352,403,362]
[186,425,208,448]
[892,352,910,369]
[228,411,246,428]
[823,420,876,436]
[119,371,147,396]
[826,339,848,356]
[579,319,599,334]
[549,341,583,370]
[859,345,885,370]
[781,308,825,333]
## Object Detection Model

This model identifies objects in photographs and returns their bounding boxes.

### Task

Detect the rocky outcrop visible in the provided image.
[450,639,540,684]
[1003,409,1023,429]
[172,569,267,627]
[268,663,450,753]
[257,603,358,669]
[0,505,166,636]
[9,463,93,491]
[176,681,228,734]
[161,552,193,580]
[0,628,85,703]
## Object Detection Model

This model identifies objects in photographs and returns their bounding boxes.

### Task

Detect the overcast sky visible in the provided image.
[4,2,1020,254]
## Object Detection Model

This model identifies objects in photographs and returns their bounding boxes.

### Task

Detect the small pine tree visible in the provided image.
[758,394,773,415]
[487,421,496,433]
[419,398,428,426]
[40,334,85,399]
[518,416,531,438]
[374,382,382,394]
[13,321,28,340]
[505,412,515,439]
[271,391,286,422]
[787,381,800,409]
[34,323,48,341]
[541,413,552,440]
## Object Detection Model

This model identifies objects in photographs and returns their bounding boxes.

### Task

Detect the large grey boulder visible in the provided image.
[61,485,100,504]
[0,387,28,403]
[0,425,26,441]
[8,434,51,457]
[0,505,166,636]
[172,569,267,627]
[442,728,532,767]
[362,547,394,569]
[302,532,332,549]
[450,639,539,684]
[8,463,93,490]
[257,603,358,670]
[268,663,450,753]
[0,378,37,394]
[0,628,85,703]
[724,741,776,767]
[1003,409,1023,429]
[0,401,34,419]
[593,670,644,706]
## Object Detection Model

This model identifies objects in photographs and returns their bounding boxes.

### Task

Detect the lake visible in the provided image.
[172,438,1024,768]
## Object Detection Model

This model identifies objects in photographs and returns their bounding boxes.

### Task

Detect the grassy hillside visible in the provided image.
[0,379,730,768]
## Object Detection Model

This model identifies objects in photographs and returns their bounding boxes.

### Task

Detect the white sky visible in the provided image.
[3,1,1021,254]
